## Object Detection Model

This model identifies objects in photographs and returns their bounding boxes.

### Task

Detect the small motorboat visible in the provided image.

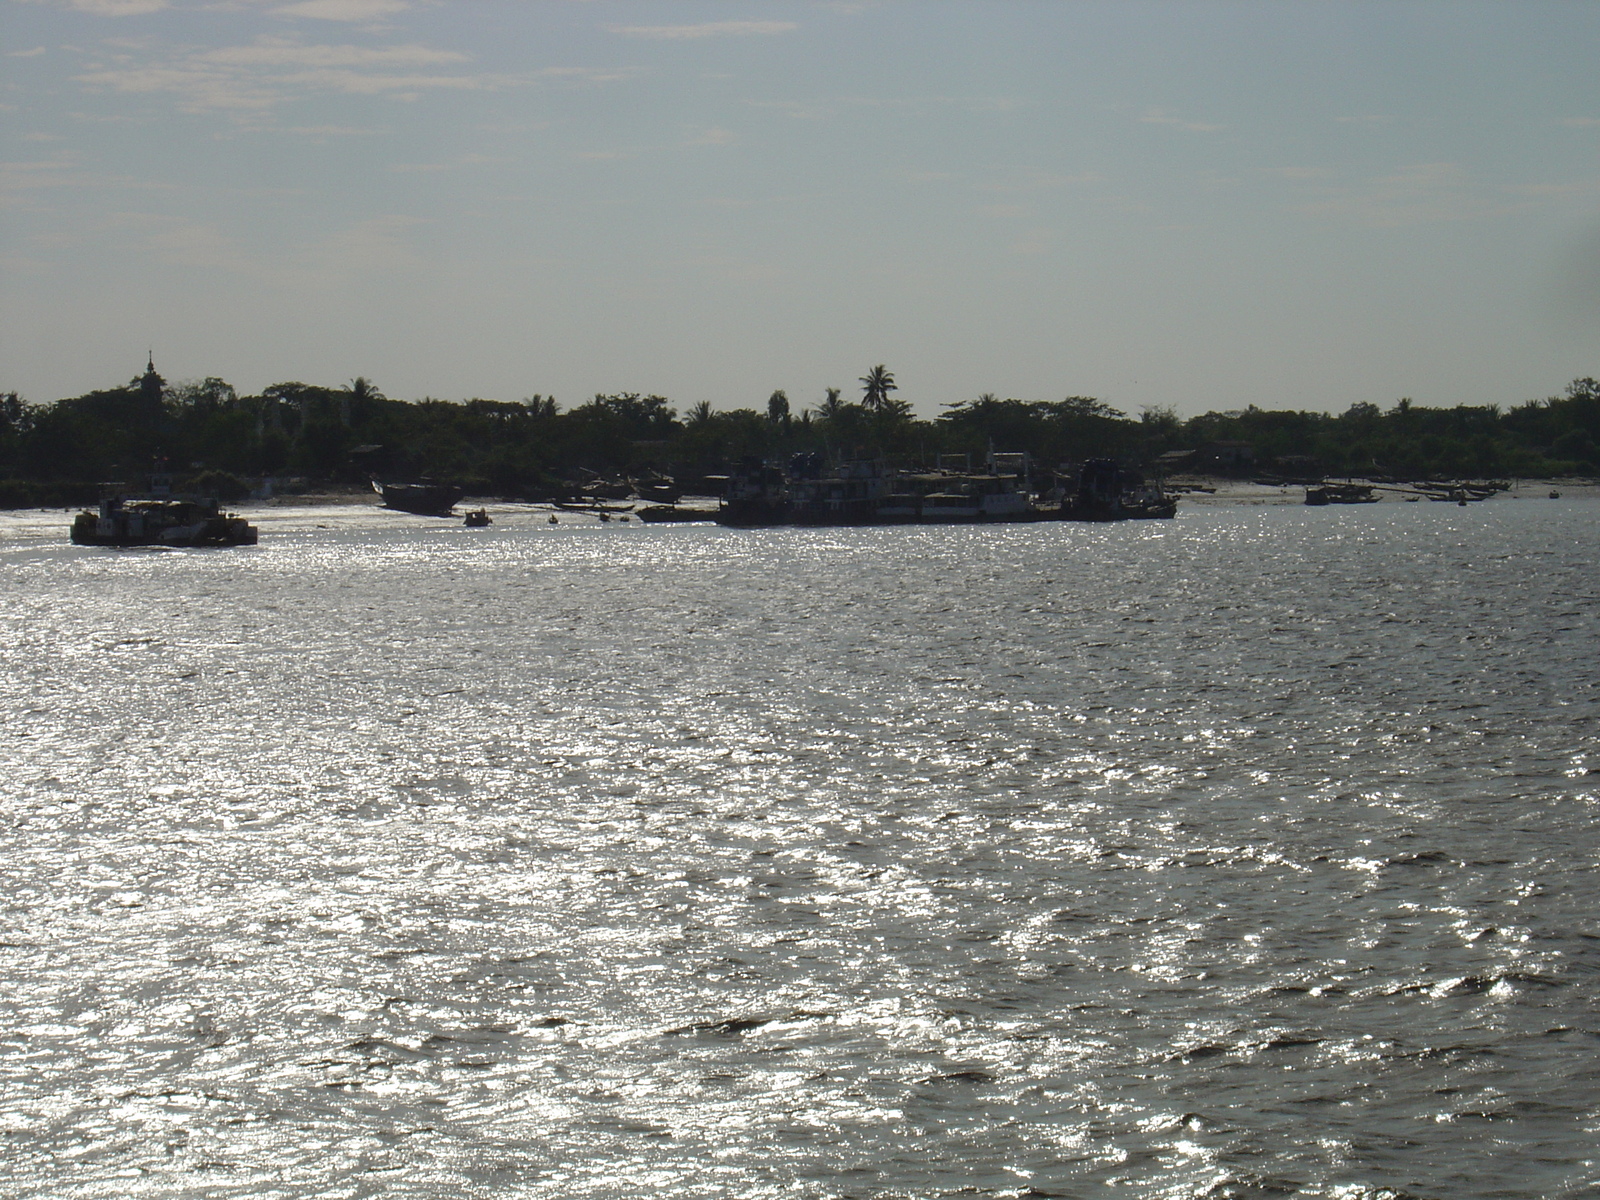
[463,508,491,527]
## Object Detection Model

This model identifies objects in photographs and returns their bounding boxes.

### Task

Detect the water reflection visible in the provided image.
[0,502,1594,1197]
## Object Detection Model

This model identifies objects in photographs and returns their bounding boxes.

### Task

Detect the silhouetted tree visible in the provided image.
[860,365,896,412]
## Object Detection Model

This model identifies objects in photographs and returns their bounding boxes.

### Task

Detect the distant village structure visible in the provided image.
[1155,440,1257,476]
[0,361,1595,509]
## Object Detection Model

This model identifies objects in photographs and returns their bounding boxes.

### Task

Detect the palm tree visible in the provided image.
[687,399,714,428]
[346,376,384,406]
[860,365,896,413]
[818,387,844,420]
[343,376,383,426]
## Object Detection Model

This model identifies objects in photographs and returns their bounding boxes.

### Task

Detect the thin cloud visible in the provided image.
[197,38,467,67]
[1261,166,1332,180]
[976,169,1105,194]
[1290,162,1524,227]
[273,123,382,137]
[23,0,169,13]
[271,0,412,19]
[1011,227,1055,256]
[132,212,424,287]
[9,47,48,57]
[746,94,1025,121]
[1561,117,1600,128]
[0,158,82,193]
[1140,108,1223,133]
[686,127,736,146]
[607,21,797,40]
[1505,178,1600,199]
[0,155,170,208]
[389,152,508,173]
[69,35,573,114]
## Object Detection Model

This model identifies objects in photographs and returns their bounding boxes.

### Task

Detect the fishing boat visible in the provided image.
[374,480,464,515]
[71,495,258,547]
[554,500,634,515]
[637,505,716,523]
[1305,483,1378,505]
[633,477,683,504]
[1415,480,1501,503]
[1059,460,1176,520]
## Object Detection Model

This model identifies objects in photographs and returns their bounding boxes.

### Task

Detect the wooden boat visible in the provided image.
[463,508,491,526]
[1060,460,1175,520]
[634,478,683,504]
[637,505,716,523]
[554,500,635,514]
[1305,483,1378,505]
[374,480,464,515]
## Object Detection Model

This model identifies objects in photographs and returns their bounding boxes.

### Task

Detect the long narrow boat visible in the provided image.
[1305,483,1378,505]
[374,480,464,515]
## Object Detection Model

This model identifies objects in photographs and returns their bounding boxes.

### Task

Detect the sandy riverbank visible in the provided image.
[3,477,1595,527]
[1163,476,1600,504]
[245,474,1600,510]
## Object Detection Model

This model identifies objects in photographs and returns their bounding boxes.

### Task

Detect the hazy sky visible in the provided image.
[3,0,1598,418]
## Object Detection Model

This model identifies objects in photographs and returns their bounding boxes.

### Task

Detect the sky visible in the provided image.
[2,0,1598,419]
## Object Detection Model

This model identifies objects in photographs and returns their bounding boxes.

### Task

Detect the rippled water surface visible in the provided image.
[1,500,1596,1199]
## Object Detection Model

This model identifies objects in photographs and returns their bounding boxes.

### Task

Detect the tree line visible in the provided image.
[1,363,1595,506]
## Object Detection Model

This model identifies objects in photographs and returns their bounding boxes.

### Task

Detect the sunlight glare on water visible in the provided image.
[0,499,1596,1198]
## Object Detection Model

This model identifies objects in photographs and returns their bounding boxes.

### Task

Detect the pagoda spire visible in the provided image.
[138,351,165,411]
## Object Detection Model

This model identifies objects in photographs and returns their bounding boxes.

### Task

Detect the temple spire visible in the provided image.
[138,351,165,411]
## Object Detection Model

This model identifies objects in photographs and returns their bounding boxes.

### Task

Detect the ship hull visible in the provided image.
[375,481,465,515]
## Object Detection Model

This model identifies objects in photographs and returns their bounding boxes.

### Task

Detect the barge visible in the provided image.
[715,455,1175,527]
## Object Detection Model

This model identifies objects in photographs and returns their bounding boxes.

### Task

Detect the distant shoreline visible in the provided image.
[1160,476,1600,505]
[247,475,1599,510]
[3,475,1596,516]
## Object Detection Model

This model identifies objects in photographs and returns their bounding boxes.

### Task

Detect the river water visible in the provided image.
[0,498,1595,1199]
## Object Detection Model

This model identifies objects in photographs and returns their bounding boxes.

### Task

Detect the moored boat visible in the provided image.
[71,495,258,547]
[633,477,683,504]
[637,505,717,523]
[1059,460,1176,520]
[374,480,464,515]
[1305,483,1378,505]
